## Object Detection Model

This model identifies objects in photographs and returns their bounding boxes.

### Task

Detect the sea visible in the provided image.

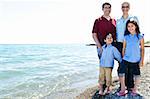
[0,44,149,99]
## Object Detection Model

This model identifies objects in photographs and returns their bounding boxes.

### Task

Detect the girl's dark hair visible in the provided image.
[124,19,140,39]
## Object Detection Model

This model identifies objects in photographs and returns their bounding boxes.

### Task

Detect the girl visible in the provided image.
[117,17,144,96]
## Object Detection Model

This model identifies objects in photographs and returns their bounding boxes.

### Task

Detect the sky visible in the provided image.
[0,0,149,44]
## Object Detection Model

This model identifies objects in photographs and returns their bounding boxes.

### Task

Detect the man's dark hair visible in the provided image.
[102,2,111,9]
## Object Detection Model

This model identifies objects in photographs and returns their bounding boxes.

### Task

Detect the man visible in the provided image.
[116,2,139,91]
[92,2,116,50]
[92,2,116,94]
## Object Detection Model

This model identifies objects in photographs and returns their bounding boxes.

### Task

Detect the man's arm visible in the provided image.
[92,33,101,48]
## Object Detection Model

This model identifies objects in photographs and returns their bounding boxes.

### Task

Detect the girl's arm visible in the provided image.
[122,40,126,57]
[140,38,145,67]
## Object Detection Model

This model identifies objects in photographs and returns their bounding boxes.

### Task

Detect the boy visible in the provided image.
[98,33,122,95]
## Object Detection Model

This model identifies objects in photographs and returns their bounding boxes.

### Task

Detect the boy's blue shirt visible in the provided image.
[97,44,122,68]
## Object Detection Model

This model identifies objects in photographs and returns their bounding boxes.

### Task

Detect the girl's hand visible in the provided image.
[139,61,144,68]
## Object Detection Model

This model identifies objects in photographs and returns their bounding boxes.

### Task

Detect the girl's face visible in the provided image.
[127,23,136,34]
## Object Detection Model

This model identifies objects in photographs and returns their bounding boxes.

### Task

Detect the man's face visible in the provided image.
[122,3,130,14]
[102,5,111,15]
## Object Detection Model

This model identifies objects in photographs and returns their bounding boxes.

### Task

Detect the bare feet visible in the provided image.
[99,89,104,95]
[104,87,111,94]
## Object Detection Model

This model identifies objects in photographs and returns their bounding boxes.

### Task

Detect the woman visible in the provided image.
[116,2,139,91]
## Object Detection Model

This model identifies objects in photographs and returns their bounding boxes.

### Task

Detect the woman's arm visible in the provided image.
[122,40,126,57]
[140,38,145,67]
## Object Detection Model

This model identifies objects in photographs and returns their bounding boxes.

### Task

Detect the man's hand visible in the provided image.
[97,44,102,48]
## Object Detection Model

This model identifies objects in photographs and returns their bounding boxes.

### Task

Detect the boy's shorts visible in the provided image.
[99,67,112,86]
[118,60,140,78]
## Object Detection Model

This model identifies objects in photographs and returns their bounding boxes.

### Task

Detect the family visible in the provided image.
[92,2,144,96]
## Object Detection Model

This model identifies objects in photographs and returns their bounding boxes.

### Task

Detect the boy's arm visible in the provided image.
[140,38,144,67]
[97,47,103,58]
[113,47,122,63]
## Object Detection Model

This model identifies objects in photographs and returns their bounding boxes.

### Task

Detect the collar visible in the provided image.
[104,44,112,48]
[121,15,131,20]
[101,16,112,21]
[120,15,132,20]
[129,33,137,37]
[107,44,112,47]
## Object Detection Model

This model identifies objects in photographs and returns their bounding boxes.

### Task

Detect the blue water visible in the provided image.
[0,44,100,98]
[0,44,149,99]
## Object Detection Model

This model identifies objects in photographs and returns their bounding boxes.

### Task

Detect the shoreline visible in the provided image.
[75,61,150,99]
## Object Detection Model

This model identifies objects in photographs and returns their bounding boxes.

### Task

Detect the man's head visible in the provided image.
[102,2,111,16]
[104,33,113,45]
[121,2,130,14]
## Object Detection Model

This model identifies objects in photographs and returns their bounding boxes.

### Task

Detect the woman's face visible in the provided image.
[127,23,136,34]
[122,3,130,14]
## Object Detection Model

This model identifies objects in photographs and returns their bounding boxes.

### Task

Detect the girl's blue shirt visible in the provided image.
[123,33,143,62]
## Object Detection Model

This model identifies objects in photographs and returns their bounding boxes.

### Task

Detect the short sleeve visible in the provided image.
[112,19,116,27]
[92,19,98,33]
[138,34,144,40]
[123,35,127,42]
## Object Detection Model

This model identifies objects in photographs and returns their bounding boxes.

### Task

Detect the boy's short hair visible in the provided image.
[102,2,111,9]
[105,33,113,39]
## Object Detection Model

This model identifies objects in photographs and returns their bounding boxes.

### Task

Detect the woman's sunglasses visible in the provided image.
[122,6,129,8]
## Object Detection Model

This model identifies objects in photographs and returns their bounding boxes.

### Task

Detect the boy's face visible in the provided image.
[105,34,113,44]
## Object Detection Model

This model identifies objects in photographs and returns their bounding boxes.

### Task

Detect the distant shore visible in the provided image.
[75,61,150,99]
[86,41,150,47]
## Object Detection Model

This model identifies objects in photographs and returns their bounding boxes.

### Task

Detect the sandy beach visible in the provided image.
[76,61,150,99]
